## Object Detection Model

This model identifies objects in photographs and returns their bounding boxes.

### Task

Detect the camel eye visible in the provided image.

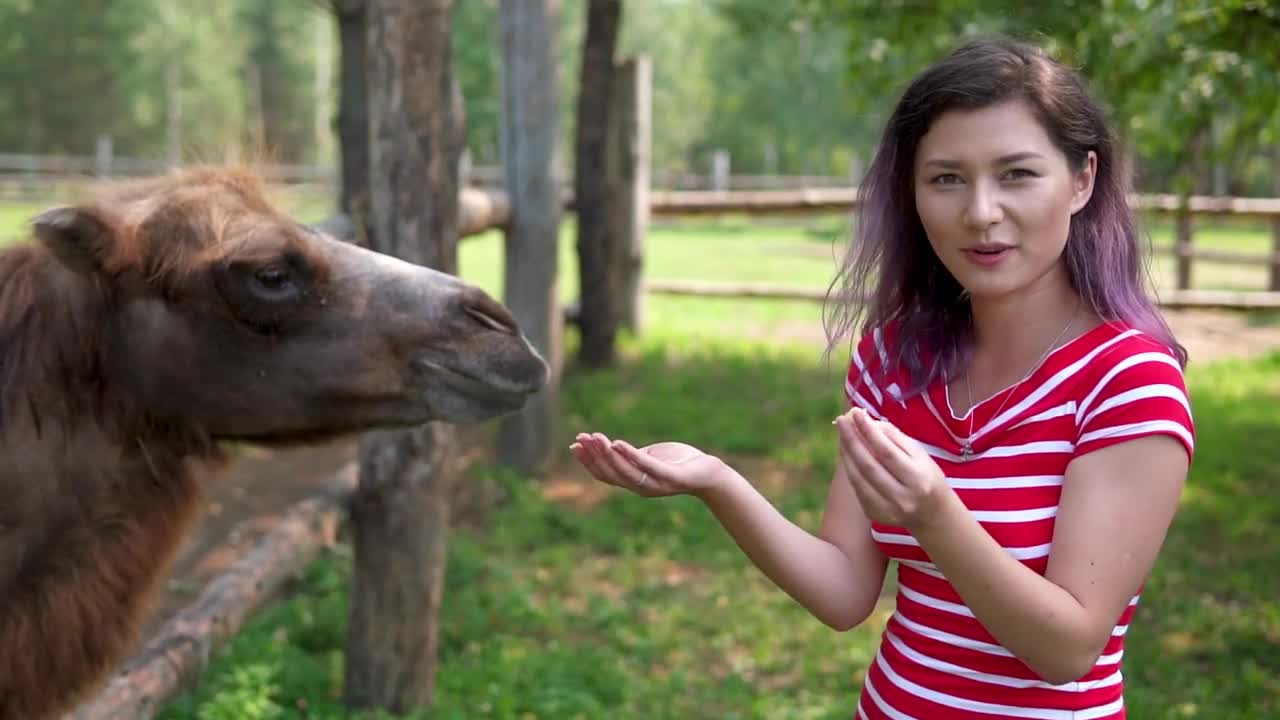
[249,265,298,300]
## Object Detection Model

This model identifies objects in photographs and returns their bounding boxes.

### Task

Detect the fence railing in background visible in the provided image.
[4,152,1280,303]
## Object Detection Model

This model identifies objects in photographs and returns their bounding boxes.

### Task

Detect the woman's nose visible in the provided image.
[963,184,1003,229]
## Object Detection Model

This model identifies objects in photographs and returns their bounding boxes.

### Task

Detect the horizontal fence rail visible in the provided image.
[4,154,1279,304]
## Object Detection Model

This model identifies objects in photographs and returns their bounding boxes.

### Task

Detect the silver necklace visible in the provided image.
[959,307,1079,460]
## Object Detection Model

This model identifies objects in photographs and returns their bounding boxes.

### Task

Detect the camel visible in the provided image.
[0,166,548,719]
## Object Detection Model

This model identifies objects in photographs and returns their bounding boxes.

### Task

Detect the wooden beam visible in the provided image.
[644,279,1280,310]
[1151,243,1280,268]
[648,188,859,216]
[66,466,357,720]
[646,279,830,302]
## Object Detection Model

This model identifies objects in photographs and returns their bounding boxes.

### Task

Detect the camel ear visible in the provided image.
[33,205,118,275]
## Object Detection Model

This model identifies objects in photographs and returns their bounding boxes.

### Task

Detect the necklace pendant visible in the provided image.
[961,442,973,460]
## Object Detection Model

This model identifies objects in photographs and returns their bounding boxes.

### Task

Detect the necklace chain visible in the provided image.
[960,306,1080,460]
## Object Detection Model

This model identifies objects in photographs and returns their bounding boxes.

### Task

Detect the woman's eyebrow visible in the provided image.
[921,151,1046,169]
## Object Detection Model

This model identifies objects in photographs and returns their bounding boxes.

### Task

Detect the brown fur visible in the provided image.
[0,166,545,718]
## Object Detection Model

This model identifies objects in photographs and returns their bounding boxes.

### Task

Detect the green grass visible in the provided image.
[2,194,1276,717]
[156,324,1280,719]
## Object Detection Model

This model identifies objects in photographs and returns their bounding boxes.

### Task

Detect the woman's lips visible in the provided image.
[965,246,1013,267]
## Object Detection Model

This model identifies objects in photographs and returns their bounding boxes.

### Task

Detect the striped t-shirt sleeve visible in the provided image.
[845,328,888,419]
[1074,348,1195,462]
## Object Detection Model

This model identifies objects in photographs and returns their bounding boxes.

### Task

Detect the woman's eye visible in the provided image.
[931,173,963,185]
[1003,168,1037,181]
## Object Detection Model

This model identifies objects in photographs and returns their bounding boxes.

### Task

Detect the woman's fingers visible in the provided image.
[593,433,652,490]
[571,433,661,495]
[881,419,928,460]
[571,433,625,488]
[836,415,906,506]
[850,410,917,480]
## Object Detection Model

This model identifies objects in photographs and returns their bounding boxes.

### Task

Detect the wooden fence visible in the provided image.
[444,185,1280,309]
[4,153,1280,307]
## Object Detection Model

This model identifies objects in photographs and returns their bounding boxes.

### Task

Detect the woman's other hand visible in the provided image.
[834,407,952,531]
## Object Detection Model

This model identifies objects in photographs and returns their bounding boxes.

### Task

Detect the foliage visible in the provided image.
[0,0,323,161]
[728,0,1280,192]
[0,0,1273,190]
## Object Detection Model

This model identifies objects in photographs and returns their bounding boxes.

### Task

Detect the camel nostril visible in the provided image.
[465,304,513,333]
[460,290,518,335]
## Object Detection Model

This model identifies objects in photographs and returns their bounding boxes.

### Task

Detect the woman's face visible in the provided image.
[912,100,1096,303]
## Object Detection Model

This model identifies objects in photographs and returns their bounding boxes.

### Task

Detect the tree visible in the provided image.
[331,0,370,231]
[574,0,623,368]
[496,0,564,474]
[343,0,466,713]
[736,0,1280,192]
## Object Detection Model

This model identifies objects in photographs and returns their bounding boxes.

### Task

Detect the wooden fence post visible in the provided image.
[94,135,113,177]
[607,54,651,333]
[1175,196,1193,291]
[495,0,563,475]
[1271,144,1280,291]
[711,149,730,191]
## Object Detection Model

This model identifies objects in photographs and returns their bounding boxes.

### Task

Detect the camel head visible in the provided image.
[28,167,548,443]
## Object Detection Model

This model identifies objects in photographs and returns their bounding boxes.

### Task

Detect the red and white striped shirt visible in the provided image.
[844,320,1195,719]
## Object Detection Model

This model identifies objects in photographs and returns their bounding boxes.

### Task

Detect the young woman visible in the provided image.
[570,36,1193,719]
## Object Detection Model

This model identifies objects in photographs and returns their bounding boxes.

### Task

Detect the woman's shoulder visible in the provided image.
[1072,320,1186,382]
[1070,320,1195,459]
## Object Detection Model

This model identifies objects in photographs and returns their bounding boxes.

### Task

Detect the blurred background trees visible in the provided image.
[0,0,1274,194]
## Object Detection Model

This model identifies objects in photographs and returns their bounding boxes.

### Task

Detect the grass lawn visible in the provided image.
[2,193,1275,718]
[157,327,1280,720]
[152,224,1279,720]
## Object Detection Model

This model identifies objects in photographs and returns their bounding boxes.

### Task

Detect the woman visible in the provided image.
[570,36,1193,719]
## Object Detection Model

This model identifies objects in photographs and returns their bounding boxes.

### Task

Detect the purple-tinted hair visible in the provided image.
[823,36,1187,395]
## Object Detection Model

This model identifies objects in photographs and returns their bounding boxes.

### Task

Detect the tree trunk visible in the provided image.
[573,0,622,368]
[496,0,564,475]
[606,55,651,333]
[344,0,464,715]
[334,0,370,239]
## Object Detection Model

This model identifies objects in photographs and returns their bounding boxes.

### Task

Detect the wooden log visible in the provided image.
[644,279,1280,310]
[458,186,511,236]
[314,187,510,246]
[66,465,358,720]
[648,187,860,216]
[1156,289,1280,310]
[1151,243,1280,268]
[644,188,1280,219]
[646,278,830,302]
[1135,193,1280,218]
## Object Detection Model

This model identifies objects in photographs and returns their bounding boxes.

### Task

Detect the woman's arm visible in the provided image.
[699,461,891,631]
[910,435,1186,683]
[572,434,890,632]
[839,407,1189,684]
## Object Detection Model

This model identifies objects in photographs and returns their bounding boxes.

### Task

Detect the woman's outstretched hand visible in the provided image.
[570,433,734,499]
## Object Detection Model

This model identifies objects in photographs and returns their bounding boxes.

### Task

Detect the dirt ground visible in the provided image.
[144,308,1280,635]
